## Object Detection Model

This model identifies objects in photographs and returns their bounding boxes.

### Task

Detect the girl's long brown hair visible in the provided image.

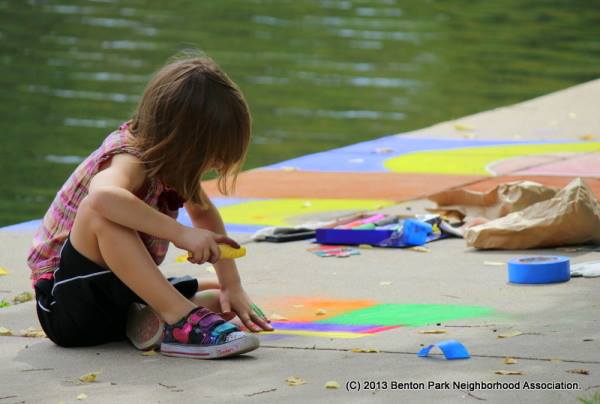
[129,55,251,207]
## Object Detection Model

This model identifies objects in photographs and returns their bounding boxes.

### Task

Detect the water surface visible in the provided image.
[1,0,599,225]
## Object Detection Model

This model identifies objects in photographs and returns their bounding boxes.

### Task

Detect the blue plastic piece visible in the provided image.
[315,229,394,245]
[418,340,470,360]
[401,219,433,246]
[508,256,570,284]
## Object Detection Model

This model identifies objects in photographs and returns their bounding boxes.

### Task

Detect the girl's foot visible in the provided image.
[160,307,259,359]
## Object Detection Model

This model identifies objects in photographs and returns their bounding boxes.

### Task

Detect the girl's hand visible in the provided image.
[174,226,240,265]
[219,284,273,332]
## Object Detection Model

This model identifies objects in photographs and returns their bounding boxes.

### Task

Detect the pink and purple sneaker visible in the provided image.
[160,307,259,359]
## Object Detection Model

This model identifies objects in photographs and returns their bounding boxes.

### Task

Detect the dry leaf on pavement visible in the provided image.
[79,372,100,383]
[351,348,379,353]
[325,381,340,389]
[286,377,307,386]
[566,369,589,375]
[0,327,13,336]
[497,331,523,339]
[418,330,447,334]
[13,292,33,304]
[19,327,46,338]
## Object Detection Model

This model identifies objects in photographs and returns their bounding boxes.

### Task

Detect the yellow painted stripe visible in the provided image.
[219,198,394,226]
[259,330,368,339]
[384,142,600,175]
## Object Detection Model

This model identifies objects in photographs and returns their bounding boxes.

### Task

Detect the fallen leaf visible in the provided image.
[503,357,518,365]
[409,246,430,253]
[0,326,13,336]
[79,372,100,383]
[566,369,589,375]
[325,381,340,389]
[175,254,188,263]
[19,327,46,338]
[270,313,289,321]
[418,330,447,334]
[0,267,8,276]
[315,308,327,316]
[379,281,392,286]
[497,331,523,339]
[286,377,306,386]
[13,292,33,304]
[373,147,394,154]
[454,123,475,131]
[76,393,88,400]
[484,261,505,266]
[578,134,595,141]
[495,370,523,375]
[141,350,157,356]
[351,348,379,353]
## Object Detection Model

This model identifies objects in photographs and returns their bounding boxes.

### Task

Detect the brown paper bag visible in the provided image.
[465,178,600,249]
[428,181,557,220]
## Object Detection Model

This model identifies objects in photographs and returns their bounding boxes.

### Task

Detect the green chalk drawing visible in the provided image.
[317,304,493,327]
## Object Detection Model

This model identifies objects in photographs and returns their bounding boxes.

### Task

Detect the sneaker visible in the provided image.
[126,303,164,351]
[160,307,259,359]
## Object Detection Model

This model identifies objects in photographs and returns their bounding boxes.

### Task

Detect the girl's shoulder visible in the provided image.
[98,122,143,159]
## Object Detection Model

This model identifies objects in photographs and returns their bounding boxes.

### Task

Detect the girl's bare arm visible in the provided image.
[85,153,184,243]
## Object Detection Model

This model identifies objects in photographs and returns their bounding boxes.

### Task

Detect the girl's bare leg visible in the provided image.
[70,199,195,324]
[191,289,221,313]
[192,283,243,327]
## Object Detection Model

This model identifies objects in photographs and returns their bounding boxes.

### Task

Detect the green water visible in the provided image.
[1,0,599,226]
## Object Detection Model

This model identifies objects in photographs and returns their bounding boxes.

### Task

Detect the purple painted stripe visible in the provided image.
[271,321,379,333]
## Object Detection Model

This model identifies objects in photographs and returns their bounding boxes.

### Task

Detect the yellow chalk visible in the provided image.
[183,244,246,262]
[219,244,246,259]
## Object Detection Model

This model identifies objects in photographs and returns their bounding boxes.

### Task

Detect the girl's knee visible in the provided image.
[76,197,128,236]
[191,289,222,313]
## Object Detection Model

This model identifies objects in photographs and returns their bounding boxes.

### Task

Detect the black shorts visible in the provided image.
[34,236,198,347]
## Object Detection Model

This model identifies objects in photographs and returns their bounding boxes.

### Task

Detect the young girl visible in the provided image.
[27,55,273,359]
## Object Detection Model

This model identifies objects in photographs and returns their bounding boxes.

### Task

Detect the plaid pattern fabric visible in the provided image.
[27,123,184,284]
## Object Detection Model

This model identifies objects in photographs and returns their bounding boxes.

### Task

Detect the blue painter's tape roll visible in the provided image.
[508,256,570,284]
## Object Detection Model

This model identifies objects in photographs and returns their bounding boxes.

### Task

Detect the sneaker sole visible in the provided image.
[160,334,260,359]
[126,303,164,351]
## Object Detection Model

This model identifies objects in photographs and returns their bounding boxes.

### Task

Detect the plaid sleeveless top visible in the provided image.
[27,123,185,284]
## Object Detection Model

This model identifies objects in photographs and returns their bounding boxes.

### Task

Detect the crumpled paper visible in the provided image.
[429,181,557,221]
[465,178,600,249]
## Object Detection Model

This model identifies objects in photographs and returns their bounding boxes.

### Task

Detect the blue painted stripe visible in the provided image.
[263,136,581,173]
